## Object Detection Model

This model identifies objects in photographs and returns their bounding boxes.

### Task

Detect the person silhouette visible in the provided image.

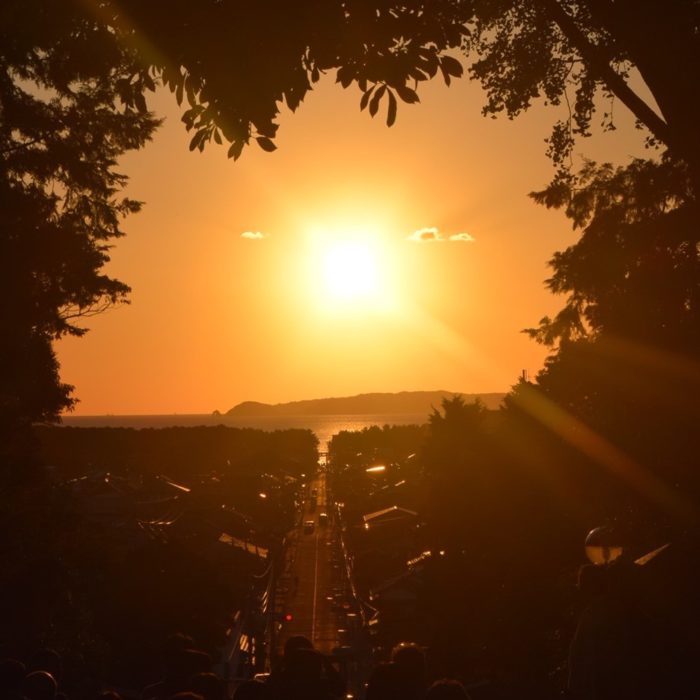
[391,642,427,700]
[22,671,57,700]
[233,679,265,700]
[264,637,343,700]
[568,558,653,700]
[426,679,471,699]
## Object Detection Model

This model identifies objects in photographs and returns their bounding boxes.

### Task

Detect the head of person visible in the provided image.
[92,692,122,700]
[285,648,324,682]
[189,673,224,700]
[283,636,314,662]
[164,634,196,677]
[232,680,265,700]
[170,649,211,686]
[22,671,58,700]
[365,662,407,700]
[28,649,62,682]
[391,642,426,687]
[426,679,472,700]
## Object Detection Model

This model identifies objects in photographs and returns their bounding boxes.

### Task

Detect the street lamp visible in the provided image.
[585,526,624,565]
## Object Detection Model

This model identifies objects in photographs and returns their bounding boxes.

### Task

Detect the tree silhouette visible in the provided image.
[1,1,160,429]
[109,0,469,158]
[422,396,491,550]
[104,1,698,188]
[528,156,698,354]
[464,1,700,187]
[510,158,699,523]
[424,395,486,473]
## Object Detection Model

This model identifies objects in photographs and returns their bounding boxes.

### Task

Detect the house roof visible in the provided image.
[370,567,423,598]
[362,505,418,524]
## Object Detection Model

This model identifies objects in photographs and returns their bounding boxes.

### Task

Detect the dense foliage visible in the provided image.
[107,1,699,183]
[1,1,159,430]
[37,424,319,480]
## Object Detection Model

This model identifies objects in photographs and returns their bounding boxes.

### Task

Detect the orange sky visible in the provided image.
[57,72,649,415]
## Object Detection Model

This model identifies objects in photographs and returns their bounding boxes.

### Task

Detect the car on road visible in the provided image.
[318,512,328,526]
[303,520,315,534]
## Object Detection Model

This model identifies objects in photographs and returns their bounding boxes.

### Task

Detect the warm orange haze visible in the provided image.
[56,75,647,415]
[5,4,699,700]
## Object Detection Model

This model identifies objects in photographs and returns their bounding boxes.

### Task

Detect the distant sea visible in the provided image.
[60,413,430,449]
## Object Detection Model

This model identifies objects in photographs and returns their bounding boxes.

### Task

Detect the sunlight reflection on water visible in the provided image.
[61,413,429,449]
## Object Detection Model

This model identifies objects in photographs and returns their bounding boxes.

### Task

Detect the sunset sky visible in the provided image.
[57,70,650,415]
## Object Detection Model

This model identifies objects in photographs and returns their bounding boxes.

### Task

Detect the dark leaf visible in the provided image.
[189,130,204,151]
[222,122,241,142]
[440,55,463,78]
[185,78,196,107]
[257,122,279,139]
[369,86,386,117]
[256,137,277,152]
[360,87,373,111]
[421,53,439,79]
[396,85,419,104]
[336,66,353,88]
[227,140,245,160]
[286,85,302,111]
[386,90,397,127]
[440,64,451,86]
[134,92,147,113]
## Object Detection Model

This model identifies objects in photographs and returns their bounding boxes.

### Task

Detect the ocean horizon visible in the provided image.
[60,412,431,449]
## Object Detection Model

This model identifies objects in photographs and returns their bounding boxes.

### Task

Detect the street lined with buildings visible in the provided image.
[275,469,355,656]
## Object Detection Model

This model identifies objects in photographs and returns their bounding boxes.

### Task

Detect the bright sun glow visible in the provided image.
[300,217,402,317]
[322,241,378,300]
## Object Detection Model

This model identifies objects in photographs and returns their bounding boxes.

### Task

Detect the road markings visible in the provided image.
[311,509,320,642]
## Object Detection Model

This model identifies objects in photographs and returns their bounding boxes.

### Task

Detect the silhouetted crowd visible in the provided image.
[0,635,471,700]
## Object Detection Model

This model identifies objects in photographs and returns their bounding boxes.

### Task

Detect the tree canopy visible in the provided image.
[2,0,698,430]
[107,1,699,188]
[528,156,698,352]
[1,1,159,428]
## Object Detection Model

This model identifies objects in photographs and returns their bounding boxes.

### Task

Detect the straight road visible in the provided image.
[276,470,350,655]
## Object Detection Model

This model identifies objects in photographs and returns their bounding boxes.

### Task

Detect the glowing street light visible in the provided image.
[365,465,386,473]
[259,492,268,499]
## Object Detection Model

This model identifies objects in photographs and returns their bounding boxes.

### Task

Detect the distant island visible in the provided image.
[223,390,506,417]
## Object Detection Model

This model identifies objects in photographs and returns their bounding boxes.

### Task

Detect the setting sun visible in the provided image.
[322,240,378,300]
[301,221,400,316]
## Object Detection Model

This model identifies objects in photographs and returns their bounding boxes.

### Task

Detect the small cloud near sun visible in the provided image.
[407,227,474,243]
[240,231,270,240]
[407,227,441,242]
